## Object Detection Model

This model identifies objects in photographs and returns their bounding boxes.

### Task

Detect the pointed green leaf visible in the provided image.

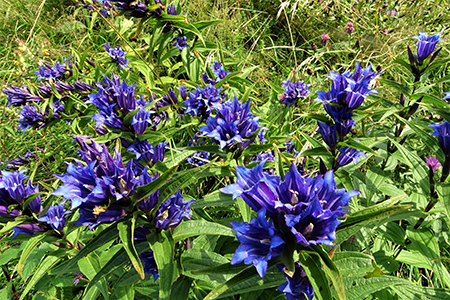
[172,220,235,243]
[19,256,60,300]
[297,251,332,300]
[118,214,144,279]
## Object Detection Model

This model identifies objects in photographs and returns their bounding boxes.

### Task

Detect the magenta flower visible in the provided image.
[345,22,354,34]
[320,34,330,46]
[425,156,441,173]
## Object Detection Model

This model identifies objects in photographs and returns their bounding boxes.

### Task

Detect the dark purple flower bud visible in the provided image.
[173,36,188,51]
[73,81,94,92]
[2,85,44,106]
[154,190,195,230]
[278,262,314,300]
[231,208,284,278]
[412,32,445,65]
[345,22,354,34]
[37,203,71,231]
[132,108,153,135]
[139,250,159,280]
[425,156,441,173]
[317,122,337,151]
[429,122,450,156]
[177,86,187,101]
[320,34,330,46]
[337,147,367,166]
[11,224,43,240]
[26,181,42,215]
[0,205,21,219]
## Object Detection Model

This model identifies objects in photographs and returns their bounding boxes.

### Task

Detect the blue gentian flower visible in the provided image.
[137,171,159,212]
[104,43,129,69]
[173,36,188,51]
[34,61,69,81]
[429,122,450,156]
[279,79,311,107]
[2,85,44,106]
[278,262,314,300]
[73,81,94,92]
[337,147,367,166]
[185,152,210,167]
[74,203,125,230]
[199,97,267,149]
[11,224,43,240]
[154,190,195,230]
[412,32,445,65]
[132,108,153,135]
[317,121,338,151]
[111,0,161,18]
[231,208,284,278]
[222,163,360,247]
[183,84,225,121]
[37,203,71,231]
[17,105,45,132]
[127,140,166,165]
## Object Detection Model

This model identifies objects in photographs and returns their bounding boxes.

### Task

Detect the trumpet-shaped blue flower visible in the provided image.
[37,203,71,231]
[429,122,450,156]
[199,97,267,149]
[17,105,45,132]
[184,84,224,121]
[412,32,445,65]
[173,36,188,51]
[317,121,337,151]
[11,224,43,240]
[127,140,166,164]
[278,262,314,300]
[337,147,367,166]
[279,79,311,107]
[154,190,195,230]
[74,203,125,230]
[3,85,44,106]
[231,208,284,278]
[222,163,360,247]
[132,108,153,135]
[104,43,129,69]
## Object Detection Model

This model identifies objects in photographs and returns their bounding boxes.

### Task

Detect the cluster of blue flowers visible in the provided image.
[184,84,225,121]
[104,43,129,69]
[173,36,188,51]
[222,162,360,299]
[87,74,160,135]
[17,100,64,132]
[199,97,267,149]
[35,58,72,81]
[279,79,311,107]
[315,62,378,166]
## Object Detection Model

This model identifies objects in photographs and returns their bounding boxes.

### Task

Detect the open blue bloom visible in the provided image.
[222,163,360,247]
[104,43,129,69]
[173,36,188,51]
[185,152,210,167]
[0,169,28,203]
[132,108,153,134]
[3,85,44,106]
[199,97,267,149]
[278,262,314,300]
[127,140,166,164]
[284,140,300,157]
[37,203,71,231]
[412,32,445,65]
[154,190,195,230]
[429,122,450,156]
[231,208,284,278]
[280,79,311,107]
[184,84,224,121]
[74,203,125,230]
[337,147,367,166]
[111,0,161,18]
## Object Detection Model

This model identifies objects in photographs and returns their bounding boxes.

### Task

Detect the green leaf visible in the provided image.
[114,287,136,300]
[333,252,373,278]
[79,254,110,300]
[299,147,333,157]
[436,182,450,226]
[172,220,235,243]
[237,197,251,223]
[173,21,205,46]
[131,165,178,203]
[378,78,411,96]
[118,215,144,280]
[181,248,231,282]
[51,224,119,275]
[169,276,193,300]
[192,20,224,31]
[148,230,175,300]
[391,139,430,195]
[0,216,29,235]
[344,276,411,300]
[273,144,286,180]
[297,251,332,300]
[191,191,234,209]
[19,256,60,300]
[393,284,450,299]
[18,232,49,276]
[406,227,450,288]
[310,245,346,300]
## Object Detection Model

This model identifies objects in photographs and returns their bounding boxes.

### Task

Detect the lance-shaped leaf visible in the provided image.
[118,213,144,279]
